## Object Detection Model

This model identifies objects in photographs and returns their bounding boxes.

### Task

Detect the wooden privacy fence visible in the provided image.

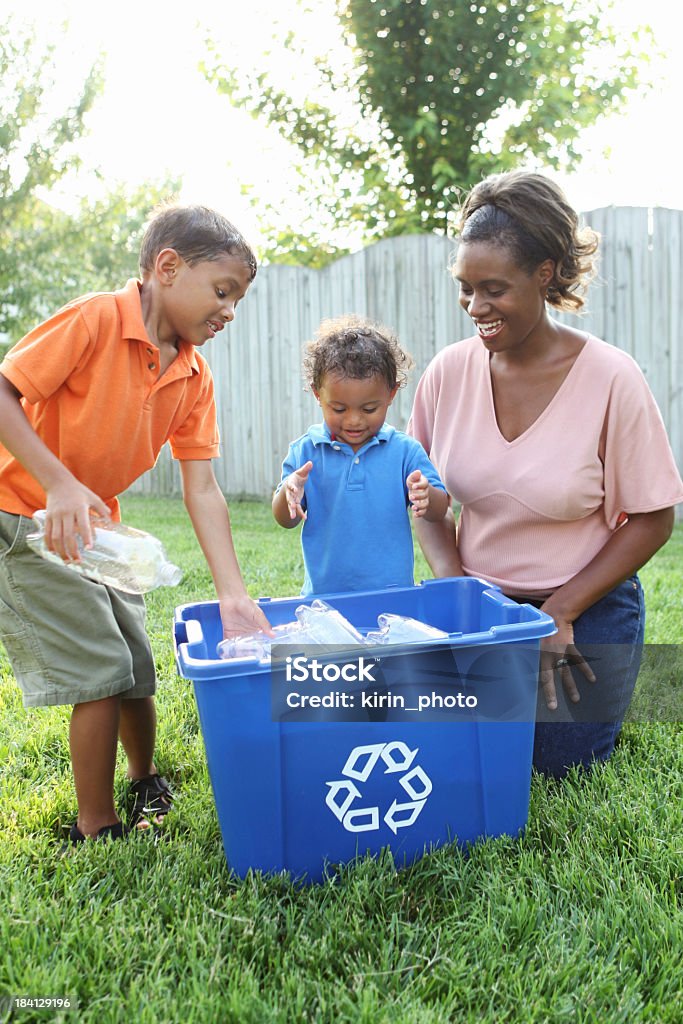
[128,207,683,506]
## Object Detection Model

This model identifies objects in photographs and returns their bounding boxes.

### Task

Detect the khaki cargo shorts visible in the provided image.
[0,511,156,707]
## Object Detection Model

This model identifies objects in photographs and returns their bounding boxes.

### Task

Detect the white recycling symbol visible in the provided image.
[325,741,432,834]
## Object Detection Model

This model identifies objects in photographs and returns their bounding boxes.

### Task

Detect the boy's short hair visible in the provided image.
[303,315,414,392]
[139,204,257,280]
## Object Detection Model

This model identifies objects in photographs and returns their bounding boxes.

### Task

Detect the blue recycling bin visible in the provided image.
[174,577,556,882]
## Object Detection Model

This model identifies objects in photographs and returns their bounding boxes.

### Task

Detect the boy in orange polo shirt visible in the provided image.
[0,204,271,847]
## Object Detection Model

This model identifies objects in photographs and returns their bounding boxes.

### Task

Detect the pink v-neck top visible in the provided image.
[408,334,683,596]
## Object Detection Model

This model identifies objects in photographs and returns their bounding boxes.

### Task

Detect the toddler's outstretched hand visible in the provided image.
[285,461,313,521]
[407,469,430,518]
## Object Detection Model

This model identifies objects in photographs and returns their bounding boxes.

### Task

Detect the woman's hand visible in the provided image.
[535,509,675,710]
[538,611,596,711]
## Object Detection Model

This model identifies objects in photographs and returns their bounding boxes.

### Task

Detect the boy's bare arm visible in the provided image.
[272,460,313,528]
[0,373,110,558]
[180,459,273,637]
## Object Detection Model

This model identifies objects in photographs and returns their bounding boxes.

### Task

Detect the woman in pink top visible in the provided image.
[408,170,683,778]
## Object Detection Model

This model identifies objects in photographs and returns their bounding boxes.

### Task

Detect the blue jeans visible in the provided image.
[532,575,645,779]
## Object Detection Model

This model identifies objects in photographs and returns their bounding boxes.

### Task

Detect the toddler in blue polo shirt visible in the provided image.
[273,316,449,596]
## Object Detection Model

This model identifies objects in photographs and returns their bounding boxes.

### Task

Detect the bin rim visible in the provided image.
[173,576,557,682]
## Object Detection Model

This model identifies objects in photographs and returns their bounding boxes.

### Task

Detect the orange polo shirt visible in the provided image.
[0,279,220,519]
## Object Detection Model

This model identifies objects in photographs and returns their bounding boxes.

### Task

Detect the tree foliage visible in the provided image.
[0,23,176,346]
[1,24,98,340]
[204,0,649,254]
[3,184,179,346]
[0,26,101,219]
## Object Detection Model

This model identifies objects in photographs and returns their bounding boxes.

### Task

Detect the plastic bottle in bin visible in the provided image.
[294,599,363,645]
[217,621,303,661]
[364,614,449,646]
[216,600,363,661]
[26,510,182,594]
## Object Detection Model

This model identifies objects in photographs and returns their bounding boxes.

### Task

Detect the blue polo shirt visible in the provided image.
[278,423,446,596]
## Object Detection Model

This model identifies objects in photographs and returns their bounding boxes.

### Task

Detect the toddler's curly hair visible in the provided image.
[302,315,414,392]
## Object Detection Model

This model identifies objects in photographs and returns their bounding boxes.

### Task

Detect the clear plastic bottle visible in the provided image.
[364,613,449,646]
[294,599,364,645]
[26,510,183,594]
[216,601,364,661]
[216,621,304,661]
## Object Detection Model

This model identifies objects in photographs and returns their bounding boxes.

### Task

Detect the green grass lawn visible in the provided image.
[0,497,681,1024]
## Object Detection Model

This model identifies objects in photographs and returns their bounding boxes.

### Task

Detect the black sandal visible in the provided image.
[61,821,130,854]
[129,774,174,828]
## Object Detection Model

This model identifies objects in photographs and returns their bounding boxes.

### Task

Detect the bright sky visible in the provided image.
[8,0,683,250]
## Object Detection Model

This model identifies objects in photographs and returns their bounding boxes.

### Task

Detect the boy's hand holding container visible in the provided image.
[27,510,183,594]
[43,481,112,562]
